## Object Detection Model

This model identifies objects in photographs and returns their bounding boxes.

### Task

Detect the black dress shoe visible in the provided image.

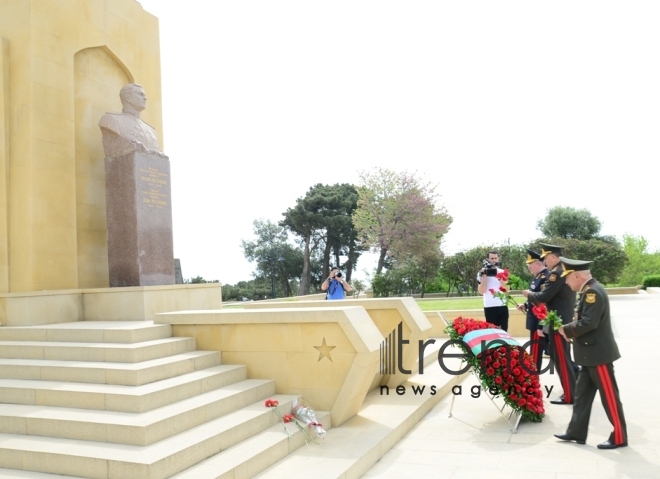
[597,439,628,449]
[550,397,573,405]
[554,433,586,445]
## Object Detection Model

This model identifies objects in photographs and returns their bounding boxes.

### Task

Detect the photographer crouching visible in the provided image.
[322,267,352,300]
[477,251,509,331]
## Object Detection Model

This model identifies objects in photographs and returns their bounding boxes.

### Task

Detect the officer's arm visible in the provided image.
[527,272,562,305]
[563,289,604,338]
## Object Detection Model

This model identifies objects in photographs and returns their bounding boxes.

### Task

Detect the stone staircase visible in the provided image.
[0,321,328,479]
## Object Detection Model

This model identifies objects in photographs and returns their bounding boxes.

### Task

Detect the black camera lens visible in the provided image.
[336,272,342,278]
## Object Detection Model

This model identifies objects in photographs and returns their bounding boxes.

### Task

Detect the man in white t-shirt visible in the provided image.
[477,251,509,331]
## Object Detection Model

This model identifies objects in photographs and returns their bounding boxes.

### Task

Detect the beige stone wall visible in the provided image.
[75,47,131,288]
[0,38,8,293]
[0,283,222,326]
[0,0,162,292]
[159,307,383,426]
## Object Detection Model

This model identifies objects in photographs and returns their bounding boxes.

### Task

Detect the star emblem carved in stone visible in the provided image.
[314,337,336,362]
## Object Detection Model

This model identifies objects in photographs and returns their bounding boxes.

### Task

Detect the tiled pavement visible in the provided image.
[362,293,660,479]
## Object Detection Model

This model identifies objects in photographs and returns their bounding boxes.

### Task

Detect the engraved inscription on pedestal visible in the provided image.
[100,84,174,287]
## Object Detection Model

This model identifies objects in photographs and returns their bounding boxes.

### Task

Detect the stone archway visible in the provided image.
[74,46,133,288]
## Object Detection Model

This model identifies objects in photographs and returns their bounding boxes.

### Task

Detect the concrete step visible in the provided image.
[0,395,307,479]
[0,469,81,478]
[0,337,197,363]
[255,355,466,479]
[171,410,331,479]
[0,321,172,344]
[0,350,221,386]
[0,364,247,413]
[0,378,275,446]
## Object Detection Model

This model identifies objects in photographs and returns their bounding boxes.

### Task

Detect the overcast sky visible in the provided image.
[137,0,660,286]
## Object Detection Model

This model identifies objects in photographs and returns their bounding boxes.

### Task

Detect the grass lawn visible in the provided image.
[415,296,526,311]
[223,296,526,311]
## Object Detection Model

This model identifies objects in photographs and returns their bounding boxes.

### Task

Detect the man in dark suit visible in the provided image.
[517,249,548,373]
[522,243,576,404]
[554,257,628,449]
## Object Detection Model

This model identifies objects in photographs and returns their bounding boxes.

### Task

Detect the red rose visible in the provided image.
[495,376,503,384]
[492,361,501,369]
[489,288,496,295]
[517,398,527,407]
[499,286,507,292]
[486,367,495,376]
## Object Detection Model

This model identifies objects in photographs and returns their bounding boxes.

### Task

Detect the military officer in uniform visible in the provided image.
[517,249,548,373]
[522,243,576,404]
[554,257,628,449]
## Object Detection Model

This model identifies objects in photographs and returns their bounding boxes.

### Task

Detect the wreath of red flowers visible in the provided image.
[445,317,545,422]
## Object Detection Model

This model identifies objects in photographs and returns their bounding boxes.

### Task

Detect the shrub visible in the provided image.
[642,275,660,289]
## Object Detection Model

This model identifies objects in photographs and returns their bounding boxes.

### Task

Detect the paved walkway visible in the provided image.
[362,294,660,479]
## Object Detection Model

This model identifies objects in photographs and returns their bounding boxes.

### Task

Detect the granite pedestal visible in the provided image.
[105,151,175,286]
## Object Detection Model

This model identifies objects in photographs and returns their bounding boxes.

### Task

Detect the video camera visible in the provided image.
[481,259,501,277]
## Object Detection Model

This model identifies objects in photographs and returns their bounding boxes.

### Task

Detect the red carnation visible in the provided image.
[282,414,295,423]
[264,399,279,407]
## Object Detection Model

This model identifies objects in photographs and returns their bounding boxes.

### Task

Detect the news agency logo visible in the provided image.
[379,321,557,377]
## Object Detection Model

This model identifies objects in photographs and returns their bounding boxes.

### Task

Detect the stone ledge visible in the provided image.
[0,284,222,326]
[156,307,382,427]
[245,297,433,390]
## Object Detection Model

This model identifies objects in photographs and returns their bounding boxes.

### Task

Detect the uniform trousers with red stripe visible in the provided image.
[566,363,627,445]
[548,331,576,403]
[529,330,546,374]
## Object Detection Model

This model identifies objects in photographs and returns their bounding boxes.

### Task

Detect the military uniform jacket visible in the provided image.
[563,279,621,367]
[525,268,549,331]
[527,263,575,328]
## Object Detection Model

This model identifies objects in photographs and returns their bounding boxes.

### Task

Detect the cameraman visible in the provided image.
[322,267,352,300]
[477,251,509,331]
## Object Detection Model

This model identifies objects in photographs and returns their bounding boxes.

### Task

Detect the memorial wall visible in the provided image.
[0,0,164,292]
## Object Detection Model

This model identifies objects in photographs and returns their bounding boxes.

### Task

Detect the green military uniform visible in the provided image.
[560,258,627,449]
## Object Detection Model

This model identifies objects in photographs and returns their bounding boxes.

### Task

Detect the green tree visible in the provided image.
[537,206,602,240]
[186,276,219,284]
[241,219,304,298]
[281,184,363,295]
[617,235,660,286]
[316,183,362,283]
[440,244,531,296]
[351,279,365,299]
[221,278,271,301]
[353,168,452,274]
[529,237,627,285]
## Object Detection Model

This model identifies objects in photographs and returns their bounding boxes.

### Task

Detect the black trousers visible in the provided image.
[484,305,509,331]
[548,331,576,403]
[566,363,628,445]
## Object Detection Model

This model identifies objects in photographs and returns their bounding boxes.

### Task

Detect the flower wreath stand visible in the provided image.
[440,314,545,433]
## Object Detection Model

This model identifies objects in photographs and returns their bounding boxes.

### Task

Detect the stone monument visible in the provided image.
[99,83,175,287]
